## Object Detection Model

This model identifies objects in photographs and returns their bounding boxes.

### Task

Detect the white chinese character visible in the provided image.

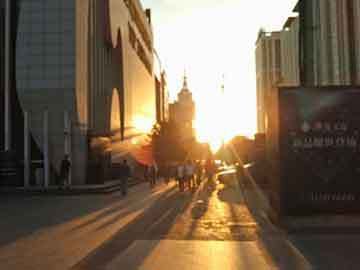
[324,123,331,132]
[304,138,313,148]
[336,137,346,147]
[314,122,323,131]
[313,138,324,148]
[301,122,311,133]
[340,123,348,132]
[324,137,334,147]
[347,137,357,148]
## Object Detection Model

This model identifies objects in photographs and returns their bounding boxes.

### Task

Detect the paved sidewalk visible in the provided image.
[243,164,360,270]
[0,182,176,270]
[92,173,272,270]
[106,240,268,270]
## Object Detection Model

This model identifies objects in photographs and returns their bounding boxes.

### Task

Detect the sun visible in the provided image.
[194,83,257,152]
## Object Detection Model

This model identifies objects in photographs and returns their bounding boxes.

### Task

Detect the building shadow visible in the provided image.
[72,183,195,270]
[0,183,164,248]
[240,166,312,269]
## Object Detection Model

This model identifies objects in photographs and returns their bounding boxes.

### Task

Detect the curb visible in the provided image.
[0,180,145,196]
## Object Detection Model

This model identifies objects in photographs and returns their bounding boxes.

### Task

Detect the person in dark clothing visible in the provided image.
[121,159,131,196]
[60,155,71,188]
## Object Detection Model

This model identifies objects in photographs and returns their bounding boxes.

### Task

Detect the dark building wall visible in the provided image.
[0,0,4,150]
[155,76,162,123]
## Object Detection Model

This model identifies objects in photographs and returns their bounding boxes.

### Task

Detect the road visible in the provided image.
[1,170,360,269]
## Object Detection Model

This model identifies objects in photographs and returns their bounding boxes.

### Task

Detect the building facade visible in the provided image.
[296,0,360,86]
[2,0,156,185]
[154,71,169,123]
[169,75,195,141]
[255,30,282,133]
[280,17,300,86]
[0,1,4,150]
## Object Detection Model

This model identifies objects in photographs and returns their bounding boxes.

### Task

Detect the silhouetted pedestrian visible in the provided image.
[120,159,131,196]
[177,163,185,191]
[185,160,195,191]
[195,161,203,186]
[60,154,71,188]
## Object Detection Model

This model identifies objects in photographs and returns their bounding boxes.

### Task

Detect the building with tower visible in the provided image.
[169,74,196,141]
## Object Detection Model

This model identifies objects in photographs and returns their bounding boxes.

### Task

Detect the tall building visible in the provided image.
[169,74,195,141]
[255,30,282,133]
[2,0,156,185]
[351,0,360,85]
[154,71,169,123]
[296,0,360,86]
[280,17,300,86]
[153,50,169,124]
[0,1,4,150]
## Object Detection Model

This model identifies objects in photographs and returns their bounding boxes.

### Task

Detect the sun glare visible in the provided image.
[133,116,154,133]
[194,82,257,152]
[141,0,299,151]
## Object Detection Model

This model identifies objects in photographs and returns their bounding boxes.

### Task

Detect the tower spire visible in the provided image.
[183,69,188,89]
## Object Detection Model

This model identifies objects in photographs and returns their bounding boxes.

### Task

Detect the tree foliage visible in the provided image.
[150,121,212,166]
[150,121,187,165]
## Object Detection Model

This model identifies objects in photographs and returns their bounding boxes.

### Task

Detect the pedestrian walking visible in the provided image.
[205,159,216,189]
[185,160,195,191]
[164,165,171,185]
[153,163,158,185]
[177,163,185,192]
[195,161,203,186]
[59,154,71,189]
[148,164,157,188]
[120,159,131,196]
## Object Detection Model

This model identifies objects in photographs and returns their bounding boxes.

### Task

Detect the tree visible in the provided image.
[150,121,187,165]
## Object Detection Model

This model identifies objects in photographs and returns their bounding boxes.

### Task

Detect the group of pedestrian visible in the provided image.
[58,154,218,197]
[176,160,203,192]
[145,164,158,188]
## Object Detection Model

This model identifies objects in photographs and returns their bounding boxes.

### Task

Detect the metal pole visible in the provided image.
[24,111,30,188]
[44,110,49,188]
[4,0,11,150]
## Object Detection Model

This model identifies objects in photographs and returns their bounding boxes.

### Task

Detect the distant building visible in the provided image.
[169,74,195,141]
[255,30,282,133]
[1,0,156,185]
[280,17,300,87]
[295,0,360,86]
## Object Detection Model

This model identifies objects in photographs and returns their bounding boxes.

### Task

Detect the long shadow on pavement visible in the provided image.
[0,184,164,248]
[239,168,312,269]
[72,184,195,270]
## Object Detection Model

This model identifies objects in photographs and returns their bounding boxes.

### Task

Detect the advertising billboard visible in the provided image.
[279,87,360,214]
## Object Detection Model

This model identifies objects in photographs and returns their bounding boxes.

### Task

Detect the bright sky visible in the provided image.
[142,0,298,149]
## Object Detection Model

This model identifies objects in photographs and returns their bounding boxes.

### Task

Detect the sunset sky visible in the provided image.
[142,0,298,149]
